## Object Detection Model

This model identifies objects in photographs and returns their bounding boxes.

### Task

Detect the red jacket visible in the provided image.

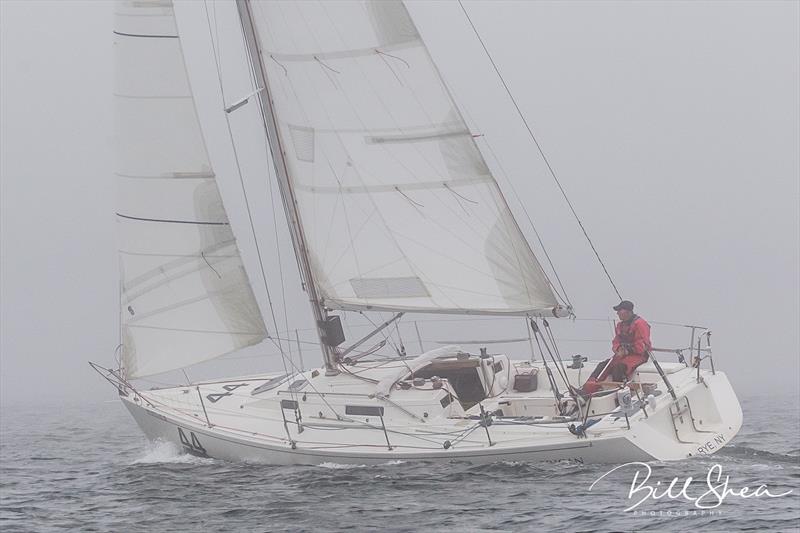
[612,316,652,357]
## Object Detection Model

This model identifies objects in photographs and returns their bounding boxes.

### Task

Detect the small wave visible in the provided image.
[132,440,214,465]
[318,462,368,469]
[718,445,800,465]
[318,459,406,470]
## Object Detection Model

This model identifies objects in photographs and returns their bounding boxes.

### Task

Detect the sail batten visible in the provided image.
[116,213,230,225]
[247,0,560,316]
[114,172,215,180]
[293,177,491,195]
[267,40,419,63]
[115,0,267,379]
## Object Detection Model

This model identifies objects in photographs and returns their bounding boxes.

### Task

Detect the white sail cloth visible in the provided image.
[115,0,266,378]
[249,0,560,315]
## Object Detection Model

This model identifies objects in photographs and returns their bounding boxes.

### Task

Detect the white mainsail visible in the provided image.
[247,0,562,316]
[115,0,267,379]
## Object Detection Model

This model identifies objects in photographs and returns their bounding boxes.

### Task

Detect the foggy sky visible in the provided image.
[1,0,798,406]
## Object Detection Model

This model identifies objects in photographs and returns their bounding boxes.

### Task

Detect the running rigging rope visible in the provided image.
[457,1,623,301]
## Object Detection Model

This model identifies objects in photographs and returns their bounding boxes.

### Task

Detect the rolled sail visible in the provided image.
[248,0,561,315]
[115,0,267,379]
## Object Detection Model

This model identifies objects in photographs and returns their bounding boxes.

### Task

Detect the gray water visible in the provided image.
[1,392,798,532]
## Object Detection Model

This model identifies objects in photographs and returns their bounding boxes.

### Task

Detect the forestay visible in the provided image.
[248,0,561,316]
[115,0,267,379]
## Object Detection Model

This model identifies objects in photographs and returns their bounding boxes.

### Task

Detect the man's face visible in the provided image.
[617,309,633,321]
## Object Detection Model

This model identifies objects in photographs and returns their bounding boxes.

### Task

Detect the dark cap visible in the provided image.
[613,300,634,311]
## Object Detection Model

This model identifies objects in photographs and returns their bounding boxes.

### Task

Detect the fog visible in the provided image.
[1,0,797,407]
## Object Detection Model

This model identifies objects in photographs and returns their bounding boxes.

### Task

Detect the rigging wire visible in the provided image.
[427,29,571,307]
[261,90,294,367]
[201,2,295,382]
[361,312,405,360]
[529,321,561,401]
[215,0,293,370]
[394,318,407,356]
[457,1,623,301]
[474,128,571,307]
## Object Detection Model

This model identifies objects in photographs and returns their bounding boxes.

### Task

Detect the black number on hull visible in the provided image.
[178,427,208,458]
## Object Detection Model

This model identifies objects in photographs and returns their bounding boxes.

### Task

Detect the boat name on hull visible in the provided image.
[696,433,726,455]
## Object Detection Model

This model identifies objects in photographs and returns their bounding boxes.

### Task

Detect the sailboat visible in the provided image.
[93,0,742,465]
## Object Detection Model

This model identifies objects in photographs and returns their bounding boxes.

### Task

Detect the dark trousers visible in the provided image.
[581,353,647,394]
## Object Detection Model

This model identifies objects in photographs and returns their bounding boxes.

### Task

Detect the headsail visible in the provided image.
[246,0,562,316]
[115,0,267,379]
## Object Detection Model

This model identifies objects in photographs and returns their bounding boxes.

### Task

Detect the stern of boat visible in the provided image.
[618,368,743,461]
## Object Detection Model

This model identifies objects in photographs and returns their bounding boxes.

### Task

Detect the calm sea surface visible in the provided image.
[1,391,798,532]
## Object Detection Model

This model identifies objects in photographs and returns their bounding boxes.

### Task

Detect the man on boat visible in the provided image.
[580,300,651,395]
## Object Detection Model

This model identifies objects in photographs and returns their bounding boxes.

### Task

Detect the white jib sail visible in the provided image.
[248,0,561,315]
[115,0,267,379]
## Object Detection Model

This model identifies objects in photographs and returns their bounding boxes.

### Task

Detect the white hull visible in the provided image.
[123,399,651,464]
[118,354,742,465]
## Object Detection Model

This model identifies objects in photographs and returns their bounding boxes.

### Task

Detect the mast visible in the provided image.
[235,0,339,374]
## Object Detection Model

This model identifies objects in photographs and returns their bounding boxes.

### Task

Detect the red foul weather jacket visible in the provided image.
[612,316,652,357]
